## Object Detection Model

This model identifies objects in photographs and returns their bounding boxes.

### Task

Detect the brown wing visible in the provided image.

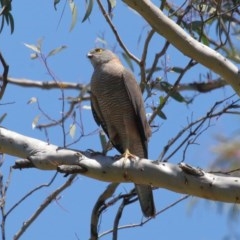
[122,69,151,158]
[90,92,110,139]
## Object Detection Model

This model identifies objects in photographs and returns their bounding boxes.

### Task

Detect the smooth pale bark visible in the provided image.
[123,0,240,95]
[0,127,239,204]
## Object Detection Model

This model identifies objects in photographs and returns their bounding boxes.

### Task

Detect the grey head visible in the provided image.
[87,48,118,68]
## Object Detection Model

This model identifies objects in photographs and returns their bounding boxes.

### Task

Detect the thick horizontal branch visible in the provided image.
[123,0,240,95]
[0,127,240,204]
[0,127,83,170]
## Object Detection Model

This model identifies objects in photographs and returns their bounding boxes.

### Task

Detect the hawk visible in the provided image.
[87,48,155,217]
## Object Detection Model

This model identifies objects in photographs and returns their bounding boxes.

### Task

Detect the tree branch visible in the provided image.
[13,174,76,240]
[0,75,89,90]
[123,0,240,95]
[0,127,240,204]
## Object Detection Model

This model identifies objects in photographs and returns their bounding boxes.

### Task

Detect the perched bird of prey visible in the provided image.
[87,48,155,217]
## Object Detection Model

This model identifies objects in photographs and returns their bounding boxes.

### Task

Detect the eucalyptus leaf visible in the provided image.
[157,109,167,120]
[0,113,7,124]
[54,0,61,10]
[171,67,183,73]
[47,45,67,58]
[107,0,116,15]
[69,0,78,31]
[99,130,108,151]
[8,12,14,34]
[24,43,41,53]
[69,123,76,138]
[32,115,41,129]
[27,97,38,104]
[82,0,94,23]
[160,81,186,103]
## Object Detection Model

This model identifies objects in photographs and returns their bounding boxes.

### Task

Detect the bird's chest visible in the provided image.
[92,69,129,109]
[91,69,135,129]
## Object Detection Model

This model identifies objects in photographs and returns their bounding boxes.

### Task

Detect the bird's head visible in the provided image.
[87,48,118,68]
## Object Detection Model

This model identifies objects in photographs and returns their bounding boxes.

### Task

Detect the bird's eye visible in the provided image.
[95,48,103,53]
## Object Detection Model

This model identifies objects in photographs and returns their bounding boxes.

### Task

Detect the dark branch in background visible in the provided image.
[158,95,240,162]
[99,195,189,239]
[140,29,155,90]
[13,174,77,240]
[1,170,58,240]
[5,173,58,218]
[96,0,140,65]
[90,183,119,240]
[34,83,90,130]
[149,59,195,124]
[23,49,91,138]
[112,189,140,240]
[0,53,9,100]
[38,52,69,146]
[146,41,170,83]
[0,160,13,240]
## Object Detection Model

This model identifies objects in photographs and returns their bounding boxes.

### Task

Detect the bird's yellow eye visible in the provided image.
[95,48,103,53]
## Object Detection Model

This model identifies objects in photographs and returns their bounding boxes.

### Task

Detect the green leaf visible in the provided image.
[0,113,7,124]
[7,12,14,34]
[99,130,107,151]
[0,16,4,33]
[171,67,183,73]
[159,95,165,104]
[82,0,94,23]
[24,43,41,53]
[157,109,167,120]
[54,0,61,10]
[47,45,67,58]
[155,96,167,120]
[160,81,186,103]
[170,91,186,103]
[69,0,78,31]
[191,21,202,32]
[201,33,210,46]
[121,52,134,72]
[160,81,172,92]
[145,67,162,74]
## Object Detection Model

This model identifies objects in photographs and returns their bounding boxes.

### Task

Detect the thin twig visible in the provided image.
[13,174,77,240]
[99,195,189,239]
[158,95,239,161]
[96,0,140,64]
[5,172,58,218]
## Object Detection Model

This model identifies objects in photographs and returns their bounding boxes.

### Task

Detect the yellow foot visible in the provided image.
[122,149,138,160]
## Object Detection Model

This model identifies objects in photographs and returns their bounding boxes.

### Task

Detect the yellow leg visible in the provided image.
[122,149,138,160]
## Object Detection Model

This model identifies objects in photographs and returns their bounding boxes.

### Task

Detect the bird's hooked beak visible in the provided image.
[87,52,93,59]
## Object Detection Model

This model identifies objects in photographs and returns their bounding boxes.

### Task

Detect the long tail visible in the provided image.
[135,184,155,217]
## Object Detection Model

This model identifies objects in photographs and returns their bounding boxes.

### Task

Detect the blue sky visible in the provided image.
[0,1,239,239]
